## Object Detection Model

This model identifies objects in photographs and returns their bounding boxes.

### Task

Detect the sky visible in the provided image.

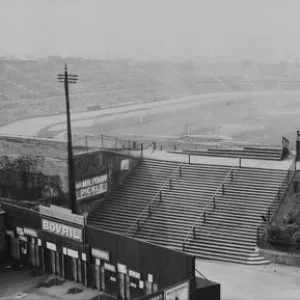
[1,0,300,61]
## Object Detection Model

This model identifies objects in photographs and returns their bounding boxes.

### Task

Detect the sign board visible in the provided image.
[165,281,189,300]
[23,227,38,238]
[41,219,83,242]
[104,263,116,272]
[121,159,130,171]
[39,205,85,226]
[5,230,14,237]
[46,242,57,251]
[129,269,141,280]
[66,248,79,259]
[76,174,108,200]
[117,263,127,274]
[16,227,24,236]
[140,291,164,300]
[91,248,110,261]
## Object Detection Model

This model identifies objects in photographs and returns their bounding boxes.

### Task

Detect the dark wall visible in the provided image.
[85,225,195,289]
[195,278,220,300]
[1,202,40,230]
[74,150,139,203]
[0,211,5,253]
[296,141,300,161]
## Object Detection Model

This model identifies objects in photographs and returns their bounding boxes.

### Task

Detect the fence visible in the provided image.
[182,165,236,251]
[125,162,185,236]
[257,158,297,245]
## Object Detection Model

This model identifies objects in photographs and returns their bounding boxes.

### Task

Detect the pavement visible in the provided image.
[124,149,293,171]
[0,268,105,300]
[196,258,300,300]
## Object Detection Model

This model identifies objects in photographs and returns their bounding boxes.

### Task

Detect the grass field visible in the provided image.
[41,91,300,149]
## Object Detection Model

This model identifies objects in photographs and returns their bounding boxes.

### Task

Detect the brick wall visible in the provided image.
[0,136,69,192]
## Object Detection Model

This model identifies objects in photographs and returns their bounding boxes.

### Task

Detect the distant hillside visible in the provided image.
[0,57,300,126]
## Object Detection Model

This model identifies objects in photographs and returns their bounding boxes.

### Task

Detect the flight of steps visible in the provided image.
[183,167,287,264]
[87,157,288,265]
[129,163,233,247]
[179,147,283,161]
[87,159,182,232]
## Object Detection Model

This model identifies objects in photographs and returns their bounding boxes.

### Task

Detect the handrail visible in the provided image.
[267,158,296,223]
[126,161,185,235]
[256,158,296,245]
[182,164,235,250]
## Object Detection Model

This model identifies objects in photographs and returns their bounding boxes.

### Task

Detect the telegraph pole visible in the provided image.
[58,64,78,214]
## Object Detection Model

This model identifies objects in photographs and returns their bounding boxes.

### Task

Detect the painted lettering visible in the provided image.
[41,219,82,242]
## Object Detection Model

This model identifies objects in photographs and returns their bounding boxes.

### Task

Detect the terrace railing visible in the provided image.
[125,161,185,236]
[182,164,235,251]
[256,158,296,245]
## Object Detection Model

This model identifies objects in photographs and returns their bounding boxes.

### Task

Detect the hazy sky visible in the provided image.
[1,0,300,61]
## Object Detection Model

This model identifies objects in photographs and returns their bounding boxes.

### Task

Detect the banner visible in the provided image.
[165,281,189,300]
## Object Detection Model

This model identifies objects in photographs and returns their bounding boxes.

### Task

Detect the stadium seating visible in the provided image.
[87,159,183,231]
[87,157,287,264]
[182,166,287,264]
[179,146,283,161]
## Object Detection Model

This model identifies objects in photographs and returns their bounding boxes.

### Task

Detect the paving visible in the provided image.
[0,268,104,300]
[196,258,300,300]
[127,149,293,171]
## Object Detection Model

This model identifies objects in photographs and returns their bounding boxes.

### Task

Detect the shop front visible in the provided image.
[39,205,88,285]
[88,245,146,299]
[5,224,42,268]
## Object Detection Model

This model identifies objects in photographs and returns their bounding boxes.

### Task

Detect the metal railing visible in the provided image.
[182,164,235,251]
[126,161,185,236]
[256,158,296,245]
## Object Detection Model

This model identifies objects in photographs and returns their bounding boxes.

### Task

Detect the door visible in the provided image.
[64,255,73,281]
[94,261,101,290]
[104,269,118,296]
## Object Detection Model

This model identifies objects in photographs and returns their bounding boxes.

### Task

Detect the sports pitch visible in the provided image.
[37,91,300,148]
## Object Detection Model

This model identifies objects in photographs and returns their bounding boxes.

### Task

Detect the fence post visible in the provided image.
[160,145,163,151]
[85,136,88,151]
[174,144,177,151]
[203,211,206,223]
[231,169,233,181]
[182,243,185,251]
[213,196,216,209]
[188,153,191,164]
[239,157,241,168]
[222,183,225,195]
[193,227,196,239]
[179,166,182,177]
[169,178,172,189]
[141,143,143,158]
[148,205,151,215]
[159,191,162,202]
[137,220,140,232]
[153,142,156,151]
[256,226,259,245]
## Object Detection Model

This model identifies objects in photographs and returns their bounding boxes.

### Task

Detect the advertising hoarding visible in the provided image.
[75,174,108,200]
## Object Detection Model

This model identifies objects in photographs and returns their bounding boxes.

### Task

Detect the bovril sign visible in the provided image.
[75,174,108,200]
[41,219,83,242]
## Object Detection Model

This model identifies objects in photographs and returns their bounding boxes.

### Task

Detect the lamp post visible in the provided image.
[58,64,78,214]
